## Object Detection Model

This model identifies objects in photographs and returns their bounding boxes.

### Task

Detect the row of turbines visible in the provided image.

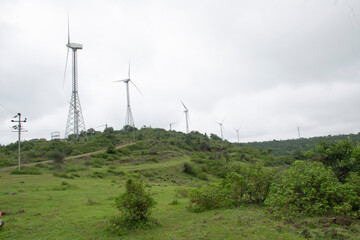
[63,17,299,142]
[63,18,233,141]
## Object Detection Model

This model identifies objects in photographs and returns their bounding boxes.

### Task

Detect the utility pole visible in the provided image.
[11,113,27,170]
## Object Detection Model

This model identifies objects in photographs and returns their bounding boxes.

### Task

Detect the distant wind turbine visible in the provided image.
[169,123,176,131]
[114,61,143,128]
[216,119,225,140]
[235,128,240,143]
[297,126,301,138]
[181,101,189,133]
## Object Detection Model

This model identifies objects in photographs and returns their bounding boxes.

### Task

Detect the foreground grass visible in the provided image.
[0,158,359,239]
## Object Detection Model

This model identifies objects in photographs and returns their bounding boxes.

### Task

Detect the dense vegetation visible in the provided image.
[239,132,360,156]
[0,127,359,239]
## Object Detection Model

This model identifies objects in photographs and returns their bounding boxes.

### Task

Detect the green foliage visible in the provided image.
[10,168,42,175]
[188,183,232,212]
[112,175,156,232]
[53,171,74,179]
[52,150,65,165]
[266,161,360,217]
[305,139,360,182]
[189,164,273,212]
[106,145,117,154]
[183,162,194,174]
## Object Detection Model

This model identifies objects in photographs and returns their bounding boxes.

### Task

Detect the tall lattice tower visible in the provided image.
[64,20,86,138]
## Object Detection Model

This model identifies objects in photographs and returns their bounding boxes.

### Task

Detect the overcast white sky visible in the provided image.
[1,0,360,145]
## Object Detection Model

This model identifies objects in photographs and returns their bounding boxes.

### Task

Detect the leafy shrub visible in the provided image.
[305,139,360,182]
[107,145,117,154]
[53,171,74,179]
[175,186,191,198]
[91,171,105,178]
[183,162,194,174]
[198,172,209,181]
[52,150,65,165]
[10,168,42,175]
[188,183,232,212]
[111,175,157,232]
[266,161,360,217]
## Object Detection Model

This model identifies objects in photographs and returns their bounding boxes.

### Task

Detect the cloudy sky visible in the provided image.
[1,0,360,145]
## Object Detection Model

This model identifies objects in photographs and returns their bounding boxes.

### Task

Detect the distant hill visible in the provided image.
[237,133,360,156]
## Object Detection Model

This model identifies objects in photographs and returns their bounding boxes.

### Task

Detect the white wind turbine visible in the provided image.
[216,119,225,140]
[64,14,86,139]
[114,62,142,128]
[235,128,240,143]
[181,101,189,133]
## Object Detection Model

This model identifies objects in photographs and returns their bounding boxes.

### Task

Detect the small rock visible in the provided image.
[18,209,25,213]
[301,229,311,239]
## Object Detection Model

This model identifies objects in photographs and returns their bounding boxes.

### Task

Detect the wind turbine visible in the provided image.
[64,15,86,139]
[181,101,189,133]
[216,119,225,140]
[169,122,176,131]
[235,128,240,143]
[114,62,142,128]
[297,125,301,138]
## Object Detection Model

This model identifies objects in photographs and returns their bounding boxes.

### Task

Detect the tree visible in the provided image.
[113,175,156,229]
[305,139,360,182]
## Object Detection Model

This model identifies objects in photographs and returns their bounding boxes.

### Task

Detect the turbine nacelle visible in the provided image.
[67,42,83,50]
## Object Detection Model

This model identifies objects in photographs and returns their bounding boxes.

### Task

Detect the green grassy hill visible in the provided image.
[0,127,359,239]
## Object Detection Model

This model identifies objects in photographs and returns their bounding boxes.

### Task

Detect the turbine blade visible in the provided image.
[63,48,70,88]
[114,79,129,83]
[128,60,131,78]
[222,118,225,124]
[67,11,70,44]
[130,80,143,96]
[181,101,188,110]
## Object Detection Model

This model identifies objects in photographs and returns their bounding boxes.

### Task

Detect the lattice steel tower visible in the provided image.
[64,20,86,138]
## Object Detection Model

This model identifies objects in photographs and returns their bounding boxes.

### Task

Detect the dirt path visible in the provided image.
[0,142,134,172]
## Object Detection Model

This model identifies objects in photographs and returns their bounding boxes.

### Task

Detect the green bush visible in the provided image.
[183,162,194,174]
[188,183,232,212]
[11,168,42,175]
[305,139,360,182]
[112,175,156,231]
[266,161,360,217]
[53,171,74,179]
[107,145,117,154]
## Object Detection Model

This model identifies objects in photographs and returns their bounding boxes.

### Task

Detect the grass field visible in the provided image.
[0,154,359,239]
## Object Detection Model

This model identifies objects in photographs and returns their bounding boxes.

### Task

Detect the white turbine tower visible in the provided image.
[64,15,86,139]
[181,101,189,133]
[216,119,225,140]
[114,62,142,128]
[297,125,301,138]
[235,128,240,143]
